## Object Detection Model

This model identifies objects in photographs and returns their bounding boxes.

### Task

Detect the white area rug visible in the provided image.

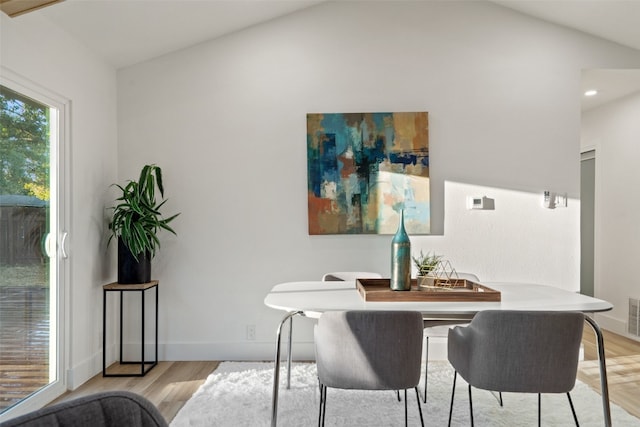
[171,362,638,426]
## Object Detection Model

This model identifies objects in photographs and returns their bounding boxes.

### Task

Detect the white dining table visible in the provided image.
[264,280,614,427]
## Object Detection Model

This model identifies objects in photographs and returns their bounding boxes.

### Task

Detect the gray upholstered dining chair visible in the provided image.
[321,272,414,404]
[321,271,479,405]
[314,310,425,427]
[447,310,585,427]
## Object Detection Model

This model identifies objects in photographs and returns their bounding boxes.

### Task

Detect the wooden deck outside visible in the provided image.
[0,286,50,413]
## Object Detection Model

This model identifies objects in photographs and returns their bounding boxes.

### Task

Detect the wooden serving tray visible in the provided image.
[356,278,501,302]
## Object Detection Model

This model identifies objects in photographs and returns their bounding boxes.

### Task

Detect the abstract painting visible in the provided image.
[307,112,430,235]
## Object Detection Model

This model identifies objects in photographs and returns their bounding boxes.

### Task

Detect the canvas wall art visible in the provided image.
[307,112,430,235]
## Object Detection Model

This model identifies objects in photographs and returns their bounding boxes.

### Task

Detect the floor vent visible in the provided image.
[630,298,640,337]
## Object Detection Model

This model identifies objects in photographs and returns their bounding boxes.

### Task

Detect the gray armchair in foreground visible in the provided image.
[447,310,584,427]
[315,310,425,427]
[1,391,168,427]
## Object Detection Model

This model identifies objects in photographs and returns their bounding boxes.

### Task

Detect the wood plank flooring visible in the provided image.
[51,361,220,423]
[578,326,640,419]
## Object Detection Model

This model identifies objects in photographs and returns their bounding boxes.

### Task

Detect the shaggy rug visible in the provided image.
[170,362,638,426]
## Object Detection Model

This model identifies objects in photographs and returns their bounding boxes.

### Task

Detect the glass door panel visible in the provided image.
[0,84,59,414]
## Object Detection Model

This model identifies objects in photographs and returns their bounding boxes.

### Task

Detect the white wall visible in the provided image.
[117,1,640,361]
[582,90,640,339]
[1,13,118,387]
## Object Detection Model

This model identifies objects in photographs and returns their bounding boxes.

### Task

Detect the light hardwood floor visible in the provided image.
[578,327,640,419]
[51,361,220,423]
[53,329,640,424]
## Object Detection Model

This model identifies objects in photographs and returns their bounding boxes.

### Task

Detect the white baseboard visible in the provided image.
[66,350,103,390]
[161,341,315,361]
[161,337,450,362]
[594,312,626,332]
[67,336,452,391]
[594,312,640,342]
[425,336,448,361]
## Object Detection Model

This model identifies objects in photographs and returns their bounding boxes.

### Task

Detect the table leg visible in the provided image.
[286,316,293,389]
[271,311,302,427]
[584,316,611,427]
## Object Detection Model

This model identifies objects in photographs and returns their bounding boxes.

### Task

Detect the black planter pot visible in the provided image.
[118,238,151,284]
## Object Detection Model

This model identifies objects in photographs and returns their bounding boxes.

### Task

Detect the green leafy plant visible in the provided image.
[108,164,180,260]
[412,250,442,276]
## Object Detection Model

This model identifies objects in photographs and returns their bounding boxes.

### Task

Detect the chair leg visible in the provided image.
[538,393,541,427]
[317,383,322,427]
[414,387,425,427]
[397,390,402,402]
[404,389,408,427]
[321,385,327,427]
[317,383,323,427]
[468,384,474,427]
[423,336,429,403]
[567,392,580,427]
[489,391,504,406]
[448,371,457,427]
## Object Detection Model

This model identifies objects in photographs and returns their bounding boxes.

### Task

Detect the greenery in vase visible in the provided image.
[412,251,442,276]
[108,164,180,260]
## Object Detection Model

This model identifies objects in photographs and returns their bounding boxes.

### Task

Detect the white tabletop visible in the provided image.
[264,280,613,319]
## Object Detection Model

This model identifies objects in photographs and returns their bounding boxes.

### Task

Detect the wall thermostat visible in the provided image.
[466,196,495,210]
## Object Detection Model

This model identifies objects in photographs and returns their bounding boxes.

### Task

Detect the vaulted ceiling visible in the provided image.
[12,0,637,70]
[4,0,640,109]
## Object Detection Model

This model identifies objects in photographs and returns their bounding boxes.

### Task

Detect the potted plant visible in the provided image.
[412,250,441,288]
[108,164,180,284]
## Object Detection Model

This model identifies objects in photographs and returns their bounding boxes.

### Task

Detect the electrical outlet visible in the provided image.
[246,324,256,340]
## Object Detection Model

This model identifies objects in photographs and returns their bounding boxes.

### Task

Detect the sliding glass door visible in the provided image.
[0,74,67,418]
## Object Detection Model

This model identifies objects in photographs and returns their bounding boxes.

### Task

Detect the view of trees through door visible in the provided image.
[0,83,60,414]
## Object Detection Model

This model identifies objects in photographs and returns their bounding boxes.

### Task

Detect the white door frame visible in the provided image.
[0,67,71,420]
